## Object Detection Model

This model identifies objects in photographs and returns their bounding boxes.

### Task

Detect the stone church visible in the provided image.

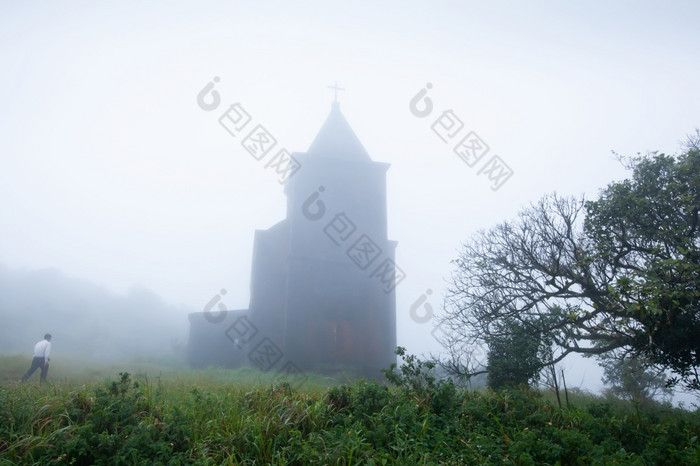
[188,101,399,378]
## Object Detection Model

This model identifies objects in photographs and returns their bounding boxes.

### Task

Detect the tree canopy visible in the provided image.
[440,139,699,390]
[485,317,544,389]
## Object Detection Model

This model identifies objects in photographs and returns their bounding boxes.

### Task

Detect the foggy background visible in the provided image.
[1,1,699,397]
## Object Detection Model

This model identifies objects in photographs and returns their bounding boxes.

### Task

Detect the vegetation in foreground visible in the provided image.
[1,354,698,465]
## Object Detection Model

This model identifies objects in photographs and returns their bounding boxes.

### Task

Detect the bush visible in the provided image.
[0,362,698,464]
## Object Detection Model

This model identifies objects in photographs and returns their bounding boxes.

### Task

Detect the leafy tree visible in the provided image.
[485,317,543,389]
[585,146,699,389]
[600,353,672,406]
[439,139,699,390]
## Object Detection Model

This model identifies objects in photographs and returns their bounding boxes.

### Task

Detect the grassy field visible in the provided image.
[1,354,698,465]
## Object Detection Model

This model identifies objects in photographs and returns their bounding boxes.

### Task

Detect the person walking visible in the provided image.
[21,333,52,383]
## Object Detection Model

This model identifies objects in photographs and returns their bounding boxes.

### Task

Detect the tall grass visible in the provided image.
[1,354,698,464]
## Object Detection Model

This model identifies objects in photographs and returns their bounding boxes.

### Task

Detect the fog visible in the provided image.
[0,264,188,359]
[1,1,699,399]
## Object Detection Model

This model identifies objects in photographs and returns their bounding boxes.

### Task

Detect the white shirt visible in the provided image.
[33,339,51,362]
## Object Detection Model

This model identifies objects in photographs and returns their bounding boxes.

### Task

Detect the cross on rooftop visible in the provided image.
[327,81,345,103]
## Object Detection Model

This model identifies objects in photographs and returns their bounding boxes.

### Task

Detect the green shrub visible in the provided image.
[0,359,698,464]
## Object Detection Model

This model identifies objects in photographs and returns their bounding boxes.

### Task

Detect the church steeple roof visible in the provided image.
[307,102,371,161]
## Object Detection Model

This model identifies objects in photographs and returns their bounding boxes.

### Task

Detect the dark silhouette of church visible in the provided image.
[188,101,399,378]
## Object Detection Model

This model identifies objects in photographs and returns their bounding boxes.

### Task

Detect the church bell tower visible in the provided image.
[248,101,398,376]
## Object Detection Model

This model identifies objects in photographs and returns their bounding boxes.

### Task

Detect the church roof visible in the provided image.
[307,102,371,161]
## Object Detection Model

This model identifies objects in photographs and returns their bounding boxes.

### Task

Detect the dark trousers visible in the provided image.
[22,357,49,382]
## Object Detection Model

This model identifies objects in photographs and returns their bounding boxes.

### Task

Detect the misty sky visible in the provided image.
[1,1,699,394]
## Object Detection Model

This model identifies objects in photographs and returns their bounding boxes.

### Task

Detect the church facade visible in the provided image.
[189,102,399,378]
